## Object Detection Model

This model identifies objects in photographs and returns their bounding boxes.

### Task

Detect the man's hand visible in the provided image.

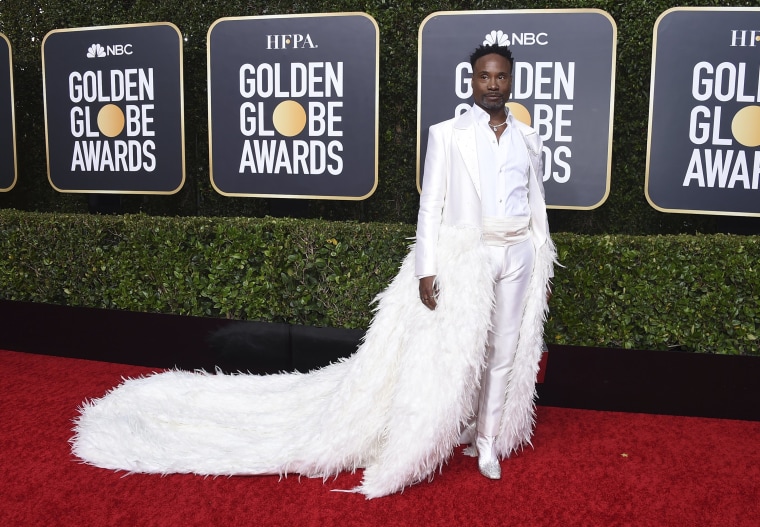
[419,275,438,310]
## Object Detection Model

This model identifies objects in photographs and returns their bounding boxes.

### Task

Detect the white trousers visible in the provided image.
[476,237,535,437]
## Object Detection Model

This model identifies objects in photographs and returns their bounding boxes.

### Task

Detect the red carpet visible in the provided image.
[1,349,758,526]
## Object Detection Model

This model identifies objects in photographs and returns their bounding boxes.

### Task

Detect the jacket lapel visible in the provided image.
[513,118,548,245]
[453,109,481,198]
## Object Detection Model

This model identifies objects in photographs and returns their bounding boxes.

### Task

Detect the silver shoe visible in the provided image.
[476,435,501,480]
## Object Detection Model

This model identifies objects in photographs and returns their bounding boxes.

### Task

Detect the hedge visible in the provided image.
[1,209,757,355]
[1,0,759,235]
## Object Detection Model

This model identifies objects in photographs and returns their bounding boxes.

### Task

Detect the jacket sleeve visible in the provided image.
[415,124,448,278]
[531,133,555,279]
[535,135,547,200]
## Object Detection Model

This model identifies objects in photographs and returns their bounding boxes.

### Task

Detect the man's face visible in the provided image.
[471,53,512,114]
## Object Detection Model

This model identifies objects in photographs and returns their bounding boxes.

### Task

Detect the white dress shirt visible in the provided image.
[472,104,530,218]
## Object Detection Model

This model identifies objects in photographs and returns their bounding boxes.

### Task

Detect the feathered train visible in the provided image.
[72,225,552,498]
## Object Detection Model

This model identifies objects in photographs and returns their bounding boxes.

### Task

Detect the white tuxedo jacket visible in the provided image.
[415,106,551,278]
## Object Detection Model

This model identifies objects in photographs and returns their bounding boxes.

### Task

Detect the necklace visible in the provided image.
[489,120,507,132]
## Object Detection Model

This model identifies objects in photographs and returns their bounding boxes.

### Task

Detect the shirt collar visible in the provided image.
[472,103,510,127]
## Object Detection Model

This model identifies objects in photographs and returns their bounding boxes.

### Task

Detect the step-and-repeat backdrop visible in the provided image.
[417,9,617,210]
[42,22,185,194]
[207,13,379,200]
[646,7,760,217]
[2,7,757,216]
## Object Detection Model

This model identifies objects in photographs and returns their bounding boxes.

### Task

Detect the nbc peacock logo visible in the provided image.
[481,28,549,48]
[87,44,106,58]
[483,30,509,47]
[86,43,133,58]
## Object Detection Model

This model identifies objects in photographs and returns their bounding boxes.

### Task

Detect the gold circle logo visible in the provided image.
[505,102,532,127]
[97,104,125,138]
[731,106,760,148]
[272,100,307,137]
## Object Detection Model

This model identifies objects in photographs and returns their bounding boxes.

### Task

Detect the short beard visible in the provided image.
[477,96,506,113]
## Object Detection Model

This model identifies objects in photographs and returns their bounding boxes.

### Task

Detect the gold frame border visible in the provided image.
[0,32,17,192]
[416,9,618,211]
[206,12,380,201]
[41,22,186,195]
[645,6,760,217]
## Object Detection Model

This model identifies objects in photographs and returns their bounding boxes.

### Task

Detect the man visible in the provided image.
[416,43,556,480]
[70,41,555,500]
